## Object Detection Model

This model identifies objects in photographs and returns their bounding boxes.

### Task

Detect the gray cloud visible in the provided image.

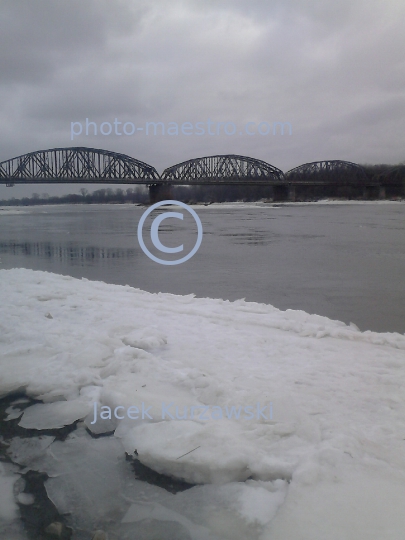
[1,0,404,199]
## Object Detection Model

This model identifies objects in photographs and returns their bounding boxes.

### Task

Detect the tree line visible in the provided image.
[0,185,280,206]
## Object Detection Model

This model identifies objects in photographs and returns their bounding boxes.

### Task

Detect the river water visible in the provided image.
[0,201,404,334]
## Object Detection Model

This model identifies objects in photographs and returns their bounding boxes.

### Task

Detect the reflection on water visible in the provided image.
[0,241,136,264]
[219,232,273,245]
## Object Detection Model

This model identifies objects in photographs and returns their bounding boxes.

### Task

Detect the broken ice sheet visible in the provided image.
[116,480,288,540]
[43,428,136,531]
[22,426,287,540]
[7,436,55,467]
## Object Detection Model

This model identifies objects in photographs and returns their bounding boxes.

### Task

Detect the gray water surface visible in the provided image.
[0,202,404,334]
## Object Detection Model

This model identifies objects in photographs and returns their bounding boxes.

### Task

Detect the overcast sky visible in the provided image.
[1,0,404,199]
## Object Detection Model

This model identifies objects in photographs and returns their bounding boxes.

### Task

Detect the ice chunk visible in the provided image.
[18,400,91,429]
[84,410,118,436]
[122,420,293,485]
[5,406,23,421]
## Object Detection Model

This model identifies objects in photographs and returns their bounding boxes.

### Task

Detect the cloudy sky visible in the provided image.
[1,0,404,198]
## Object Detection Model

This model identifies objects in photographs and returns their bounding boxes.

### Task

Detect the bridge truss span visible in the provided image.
[161,154,285,184]
[286,160,368,185]
[378,165,405,185]
[0,147,160,185]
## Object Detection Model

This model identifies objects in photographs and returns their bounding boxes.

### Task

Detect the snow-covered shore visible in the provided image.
[1,269,405,539]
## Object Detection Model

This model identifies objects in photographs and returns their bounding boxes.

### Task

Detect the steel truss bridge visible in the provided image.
[0,147,403,202]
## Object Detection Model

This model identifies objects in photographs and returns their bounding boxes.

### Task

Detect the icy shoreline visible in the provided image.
[1,269,405,539]
[1,199,404,214]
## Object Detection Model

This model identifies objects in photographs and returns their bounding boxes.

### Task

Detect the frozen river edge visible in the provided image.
[1,269,405,539]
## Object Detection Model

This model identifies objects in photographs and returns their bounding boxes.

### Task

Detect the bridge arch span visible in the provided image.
[0,147,160,185]
[161,154,285,184]
[286,160,368,184]
[378,165,405,184]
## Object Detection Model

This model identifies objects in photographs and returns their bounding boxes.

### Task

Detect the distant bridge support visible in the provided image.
[148,183,173,204]
[272,184,290,202]
[288,185,296,202]
[383,182,405,198]
[362,185,380,200]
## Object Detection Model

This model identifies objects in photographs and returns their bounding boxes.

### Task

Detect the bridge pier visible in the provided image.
[363,185,380,200]
[272,184,290,202]
[149,183,173,204]
[288,185,296,202]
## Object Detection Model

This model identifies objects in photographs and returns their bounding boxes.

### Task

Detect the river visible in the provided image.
[0,201,404,334]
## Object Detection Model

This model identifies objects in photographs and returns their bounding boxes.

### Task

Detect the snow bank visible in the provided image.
[1,269,405,538]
